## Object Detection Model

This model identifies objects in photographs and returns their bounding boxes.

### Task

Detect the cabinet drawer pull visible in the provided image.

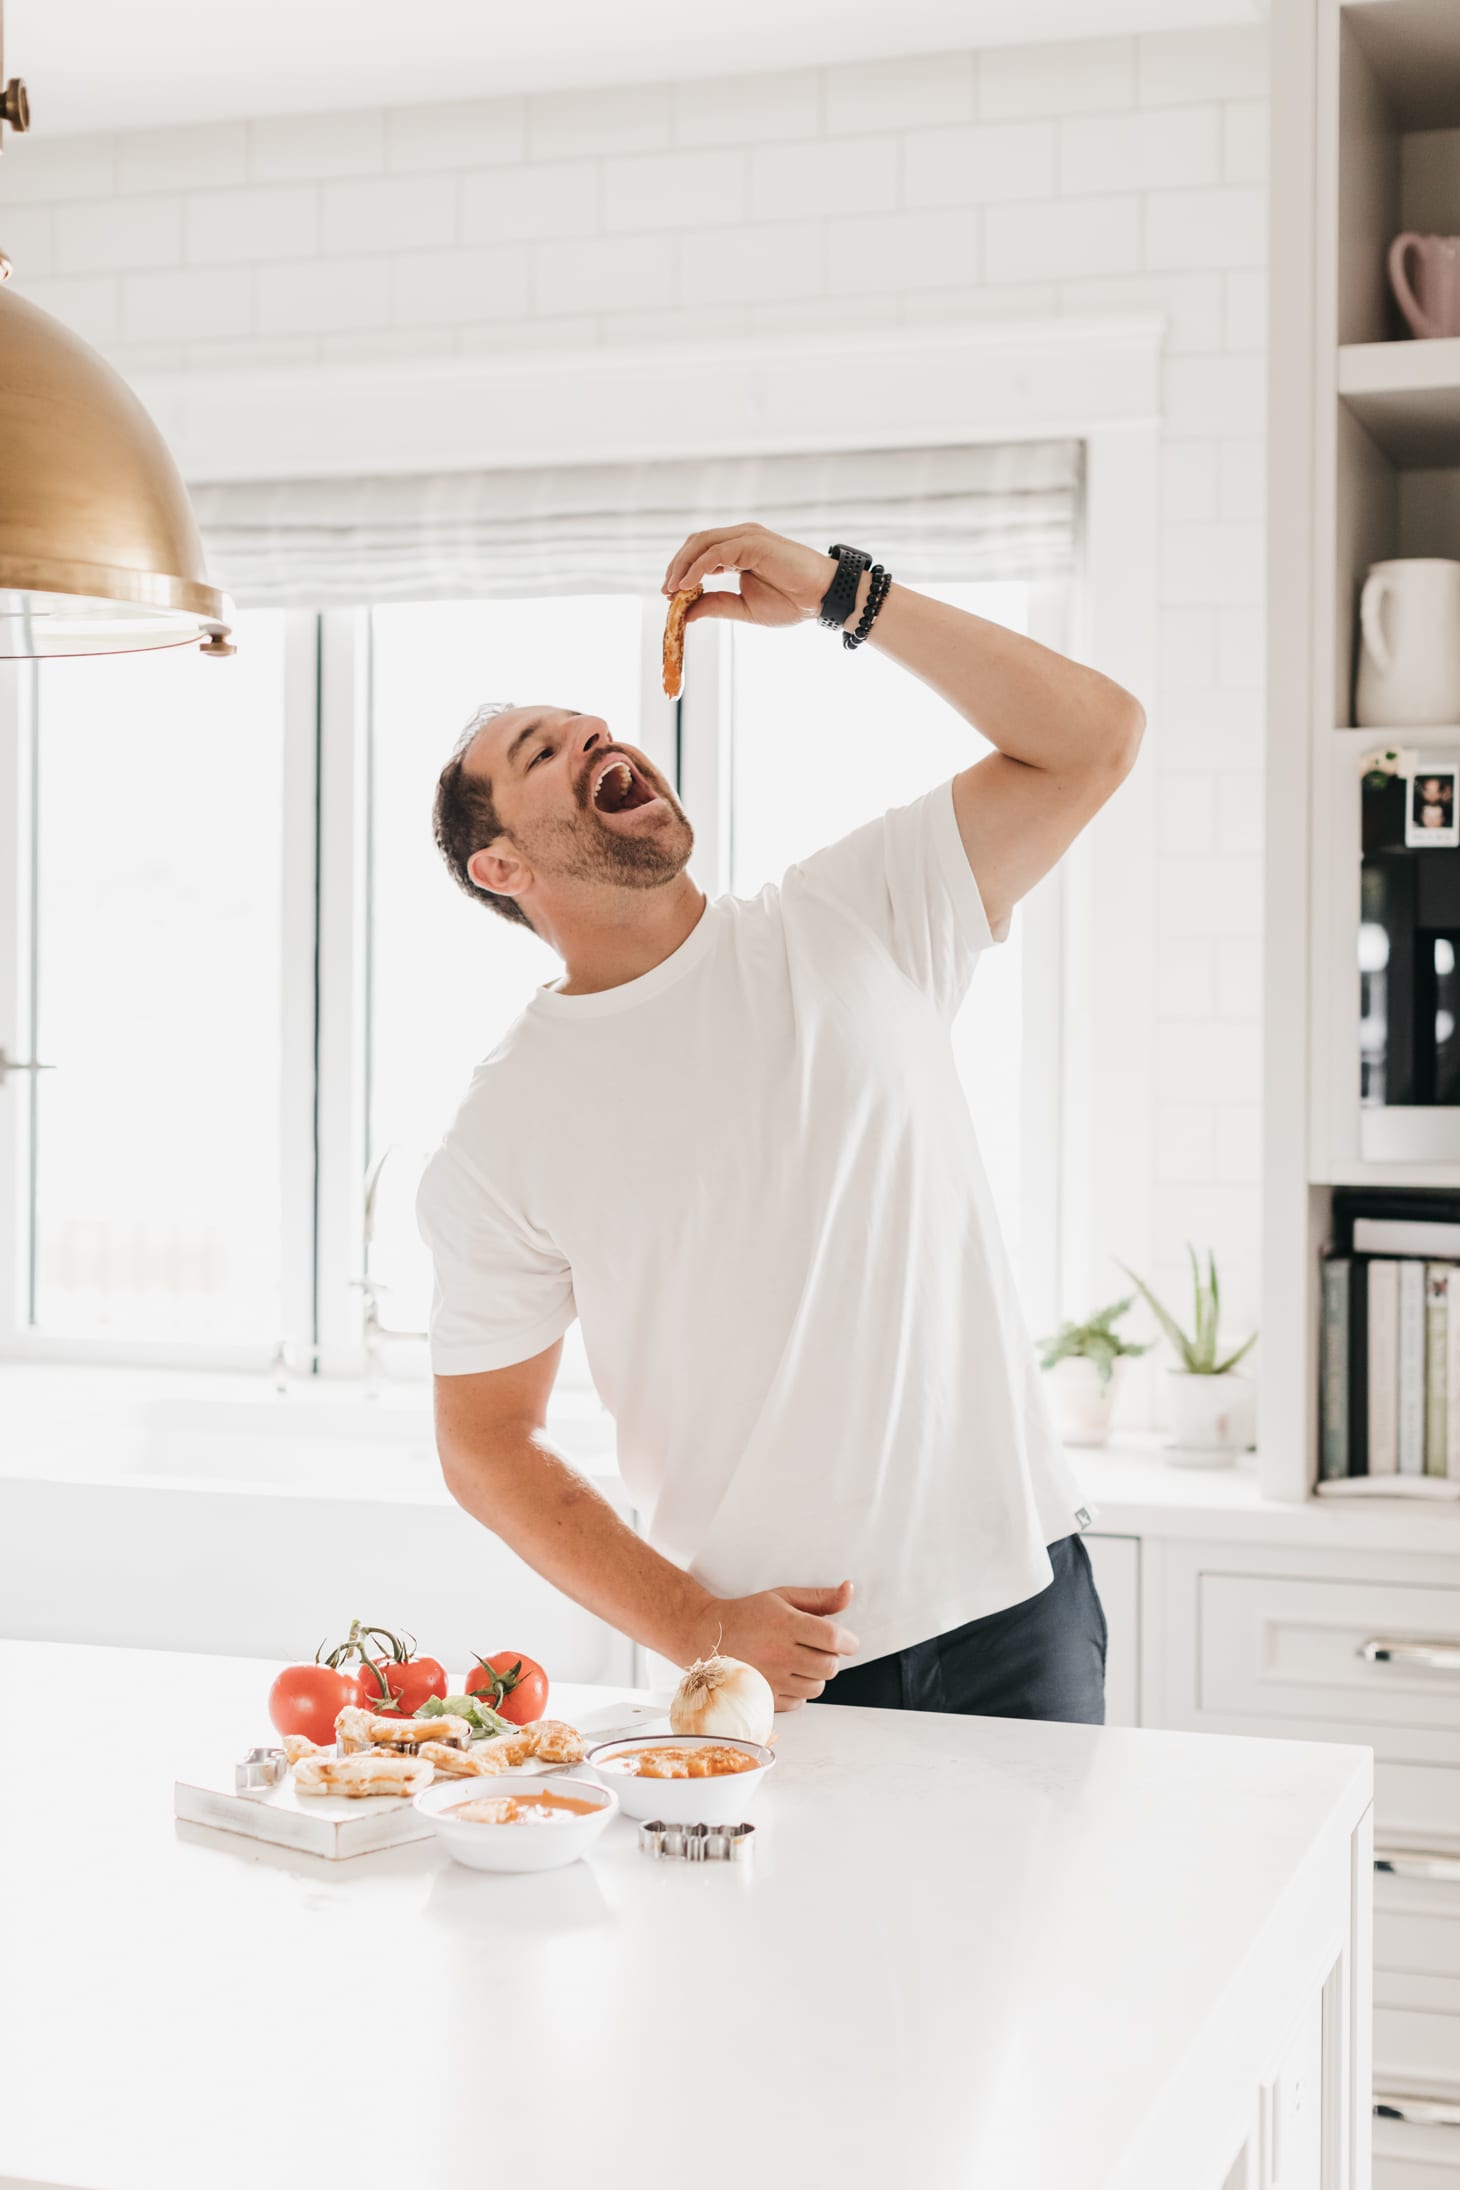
[1374,2094,1460,2129]
[1360,1636,1460,1673]
[1374,1847,1460,1883]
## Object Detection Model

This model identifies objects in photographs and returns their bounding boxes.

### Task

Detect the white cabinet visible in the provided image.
[1085,1531,1140,1726]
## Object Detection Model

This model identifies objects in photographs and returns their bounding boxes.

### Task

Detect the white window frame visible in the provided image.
[0,319,1161,1392]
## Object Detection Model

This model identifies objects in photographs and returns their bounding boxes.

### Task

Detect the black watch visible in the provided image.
[818,543,871,630]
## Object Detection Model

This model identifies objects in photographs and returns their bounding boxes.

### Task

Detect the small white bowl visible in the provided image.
[584,1734,775,1824]
[414,1774,617,1872]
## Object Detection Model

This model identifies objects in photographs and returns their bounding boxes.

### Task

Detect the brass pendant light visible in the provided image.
[0,11,234,658]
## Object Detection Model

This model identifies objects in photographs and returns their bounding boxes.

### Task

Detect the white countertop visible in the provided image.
[0,1641,1371,2190]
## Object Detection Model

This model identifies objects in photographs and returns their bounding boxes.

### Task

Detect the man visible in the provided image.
[418,525,1144,1720]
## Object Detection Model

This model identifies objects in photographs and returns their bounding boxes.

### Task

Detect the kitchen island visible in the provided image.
[0,1641,1371,2190]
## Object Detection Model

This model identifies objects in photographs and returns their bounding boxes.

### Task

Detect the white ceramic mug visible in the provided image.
[1355,558,1460,727]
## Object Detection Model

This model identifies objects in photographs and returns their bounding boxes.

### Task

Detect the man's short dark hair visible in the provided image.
[432,702,532,930]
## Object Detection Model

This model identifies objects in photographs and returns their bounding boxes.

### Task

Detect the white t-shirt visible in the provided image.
[416,781,1085,1665]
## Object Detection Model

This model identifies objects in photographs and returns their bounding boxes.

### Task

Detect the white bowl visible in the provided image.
[414,1774,617,1872]
[584,1734,775,1824]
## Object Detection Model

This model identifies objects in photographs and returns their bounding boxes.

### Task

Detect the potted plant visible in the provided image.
[1119,1247,1257,1466]
[1039,1296,1149,1447]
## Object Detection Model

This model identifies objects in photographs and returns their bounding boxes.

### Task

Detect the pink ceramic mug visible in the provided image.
[1389,232,1460,339]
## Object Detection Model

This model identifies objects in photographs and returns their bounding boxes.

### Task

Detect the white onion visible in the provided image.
[669,1654,775,1744]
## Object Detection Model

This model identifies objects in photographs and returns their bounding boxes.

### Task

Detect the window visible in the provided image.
[13,613,296,1348]
[0,583,1067,1372]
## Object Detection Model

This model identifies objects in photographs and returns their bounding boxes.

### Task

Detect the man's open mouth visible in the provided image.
[590,755,659,816]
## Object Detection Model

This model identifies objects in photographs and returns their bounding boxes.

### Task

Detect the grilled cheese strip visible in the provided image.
[294,1753,431,1799]
[334,1705,471,1753]
[335,1705,374,1754]
[470,1726,542,1772]
[282,1734,323,1766]
[417,1740,489,1779]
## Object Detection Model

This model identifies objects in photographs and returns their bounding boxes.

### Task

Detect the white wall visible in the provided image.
[2,23,1267,1341]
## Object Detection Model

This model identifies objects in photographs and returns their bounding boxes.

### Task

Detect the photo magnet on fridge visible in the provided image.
[1405,761,1460,848]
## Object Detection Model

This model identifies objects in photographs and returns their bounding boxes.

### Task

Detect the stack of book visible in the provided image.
[1321,1208,1460,1485]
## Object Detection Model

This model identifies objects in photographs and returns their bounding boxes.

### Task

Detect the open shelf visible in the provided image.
[1345,0,1460,132]
[1339,339,1460,465]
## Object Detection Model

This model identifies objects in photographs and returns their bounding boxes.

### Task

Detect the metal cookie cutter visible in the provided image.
[234,1746,288,1794]
[638,1820,755,1863]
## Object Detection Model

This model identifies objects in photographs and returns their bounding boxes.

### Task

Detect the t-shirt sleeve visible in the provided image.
[415,1141,576,1376]
[787,779,1000,1019]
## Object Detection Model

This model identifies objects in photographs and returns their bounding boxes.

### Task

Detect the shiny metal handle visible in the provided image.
[1374,2093,1460,2129]
[0,1045,54,1090]
[1360,1636,1460,1673]
[1375,1847,1460,1883]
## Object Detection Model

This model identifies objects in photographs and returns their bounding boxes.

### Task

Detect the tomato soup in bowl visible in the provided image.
[584,1735,775,1825]
[414,1773,616,1873]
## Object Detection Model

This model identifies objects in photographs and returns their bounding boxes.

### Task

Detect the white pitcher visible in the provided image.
[1356,558,1460,727]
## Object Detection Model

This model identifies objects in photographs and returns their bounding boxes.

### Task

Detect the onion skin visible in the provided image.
[669,1654,775,1745]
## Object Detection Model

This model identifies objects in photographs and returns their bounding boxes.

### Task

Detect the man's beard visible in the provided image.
[514,795,694,893]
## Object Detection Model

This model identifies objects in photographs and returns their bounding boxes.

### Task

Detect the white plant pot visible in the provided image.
[1164,1370,1256,1466]
[1048,1356,1119,1447]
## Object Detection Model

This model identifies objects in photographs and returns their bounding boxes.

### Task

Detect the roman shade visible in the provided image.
[192,438,1083,608]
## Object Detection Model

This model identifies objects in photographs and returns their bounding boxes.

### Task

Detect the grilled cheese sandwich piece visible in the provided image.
[294,1753,431,1799]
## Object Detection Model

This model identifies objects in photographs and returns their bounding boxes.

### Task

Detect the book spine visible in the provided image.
[1319,1260,1350,1480]
[1425,1266,1450,1477]
[1350,1252,1369,1474]
[1449,1273,1460,1484]
[1368,1260,1400,1476]
[1398,1259,1427,1475]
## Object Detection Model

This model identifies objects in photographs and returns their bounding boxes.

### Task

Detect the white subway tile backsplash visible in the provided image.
[1157,1017,1261,1105]
[1153,1183,1260,1270]
[901,281,1060,326]
[0,206,54,279]
[1058,271,1224,354]
[1162,352,1265,437]
[315,326,455,363]
[455,314,598,353]
[904,120,1057,209]
[321,173,458,256]
[0,133,115,204]
[746,292,902,337]
[1159,850,1262,938]
[601,302,749,344]
[185,333,319,370]
[1219,437,1264,523]
[1158,767,1218,851]
[251,110,386,182]
[1214,1105,1261,1185]
[1138,26,1267,107]
[117,124,251,193]
[1215,934,1262,1018]
[1160,439,1220,524]
[827,206,978,295]
[123,265,252,343]
[387,98,527,174]
[1225,268,1267,351]
[1217,771,1264,854]
[1060,106,1221,195]
[464,161,599,244]
[750,135,899,221]
[987,195,1141,283]
[1217,605,1265,691]
[603,148,746,234]
[1159,516,1265,603]
[1157,606,1220,694]
[185,185,319,267]
[1146,185,1266,272]
[15,272,120,347]
[527,83,672,161]
[56,195,183,275]
[672,69,820,148]
[824,53,976,135]
[1158,690,1264,774]
[393,244,531,326]
[678,219,823,306]
[1158,1105,1216,1184]
[1157,934,1217,1020]
[257,255,392,334]
[536,231,675,315]
[978,38,1137,119]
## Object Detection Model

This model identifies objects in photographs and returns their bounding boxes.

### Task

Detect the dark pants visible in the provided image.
[817,1534,1107,1725]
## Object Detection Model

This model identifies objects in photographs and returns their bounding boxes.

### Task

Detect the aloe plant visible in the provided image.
[1039,1296,1150,1389]
[1119,1246,1256,1376]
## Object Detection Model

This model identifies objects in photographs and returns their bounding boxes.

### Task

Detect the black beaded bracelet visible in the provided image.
[843,564,891,650]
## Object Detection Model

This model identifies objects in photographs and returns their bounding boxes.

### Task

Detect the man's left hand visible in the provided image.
[662,524,834,629]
